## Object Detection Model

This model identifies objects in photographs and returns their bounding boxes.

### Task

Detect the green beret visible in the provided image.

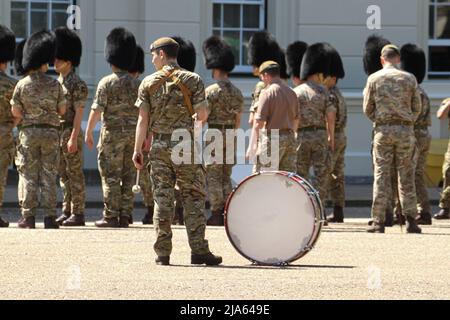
[259,60,279,74]
[150,37,179,52]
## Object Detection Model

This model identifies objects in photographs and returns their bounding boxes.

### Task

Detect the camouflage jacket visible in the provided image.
[92,71,139,129]
[415,86,431,129]
[329,86,347,130]
[0,70,17,126]
[135,62,208,134]
[206,79,244,126]
[10,71,66,128]
[249,81,266,113]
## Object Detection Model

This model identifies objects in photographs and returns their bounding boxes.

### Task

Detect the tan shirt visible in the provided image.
[255,79,299,130]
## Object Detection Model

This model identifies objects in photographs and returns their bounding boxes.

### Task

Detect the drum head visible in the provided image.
[225,172,317,265]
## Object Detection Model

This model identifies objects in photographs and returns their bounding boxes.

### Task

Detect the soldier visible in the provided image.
[85,28,139,228]
[399,44,432,225]
[325,47,347,223]
[129,45,155,225]
[11,30,66,229]
[295,43,336,211]
[0,25,17,228]
[133,37,222,266]
[53,27,88,227]
[286,41,308,87]
[202,35,244,226]
[363,44,422,234]
[434,98,450,220]
[247,61,299,174]
[247,31,283,128]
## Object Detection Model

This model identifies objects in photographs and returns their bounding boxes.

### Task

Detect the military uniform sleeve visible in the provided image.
[325,91,337,114]
[191,76,208,112]
[250,83,263,113]
[205,86,217,115]
[411,81,422,122]
[91,78,108,112]
[237,91,245,114]
[135,79,151,113]
[255,90,271,122]
[73,80,88,109]
[10,83,23,112]
[363,79,376,121]
[57,82,67,110]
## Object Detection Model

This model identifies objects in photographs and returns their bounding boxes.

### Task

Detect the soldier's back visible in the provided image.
[294,81,332,128]
[206,80,244,125]
[59,71,88,124]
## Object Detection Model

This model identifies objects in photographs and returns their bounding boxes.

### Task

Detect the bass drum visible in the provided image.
[225,171,325,266]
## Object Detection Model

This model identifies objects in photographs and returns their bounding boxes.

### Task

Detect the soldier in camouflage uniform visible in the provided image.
[295,43,336,211]
[85,28,139,229]
[363,44,422,234]
[53,27,88,227]
[0,25,17,228]
[133,37,222,266]
[129,45,155,225]
[434,98,450,220]
[202,36,244,226]
[11,30,67,229]
[325,47,347,223]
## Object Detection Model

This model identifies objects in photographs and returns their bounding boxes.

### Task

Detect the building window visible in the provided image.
[212,0,266,73]
[429,0,450,79]
[11,0,74,42]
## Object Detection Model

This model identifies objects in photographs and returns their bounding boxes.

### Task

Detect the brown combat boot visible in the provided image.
[367,221,385,234]
[95,217,119,228]
[44,216,60,229]
[327,206,344,223]
[416,212,432,226]
[18,216,36,229]
[191,252,223,266]
[62,214,85,227]
[155,256,170,266]
[142,206,154,225]
[406,216,422,234]
[207,210,224,226]
[434,208,450,220]
[0,216,9,228]
[119,216,130,228]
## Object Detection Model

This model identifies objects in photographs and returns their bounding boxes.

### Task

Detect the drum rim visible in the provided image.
[224,171,324,266]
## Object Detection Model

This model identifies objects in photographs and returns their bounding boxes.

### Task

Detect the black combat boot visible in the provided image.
[95,217,119,228]
[56,213,71,226]
[367,221,385,234]
[155,256,170,266]
[385,211,394,227]
[0,216,9,228]
[207,210,224,226]
[191,252,223,266]
[18,216,36,229]
[416,212,432,226]
[44,216,60,229]
[119,216,130,228]
[406,216,422,234]
[434,208,450,220]
[174,206,184,226]
[142,206,154,225]
[62,214,86,227]
[327,206,344,223]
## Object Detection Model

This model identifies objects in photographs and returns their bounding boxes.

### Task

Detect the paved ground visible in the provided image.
[0,207,449,300]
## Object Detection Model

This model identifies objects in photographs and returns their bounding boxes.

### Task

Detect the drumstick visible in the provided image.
[132,170,141,194]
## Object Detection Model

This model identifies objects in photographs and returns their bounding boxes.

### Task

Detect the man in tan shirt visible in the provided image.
[247,61,299,173]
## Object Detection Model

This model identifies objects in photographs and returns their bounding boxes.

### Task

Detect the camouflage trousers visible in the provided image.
[0,125,14,214]
[150,136,210,257]
[439,140,450,209]
[15,127,60,218]
[297,130,331,206]
[140,152,154,207]
[98,128,136,219]
[328,131,347,208]
[255,131,297,173]
[59,128,86,216]
[388,130,431,214]
[371,126,417,223]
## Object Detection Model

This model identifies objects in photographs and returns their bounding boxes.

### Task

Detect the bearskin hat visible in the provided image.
[202,35,235,73]
[0,24,16,63]
[22,30,56,71]
[401,44,426,84]
[105,27,137,70]
[286,41,308,78]
[363,34,391,76]
[172,36,196,72]
[54,27,82,67]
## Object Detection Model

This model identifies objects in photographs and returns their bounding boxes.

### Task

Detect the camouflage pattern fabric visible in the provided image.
[249,81,266,113]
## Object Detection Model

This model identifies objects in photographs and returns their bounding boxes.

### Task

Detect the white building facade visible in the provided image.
[1,0,449,179]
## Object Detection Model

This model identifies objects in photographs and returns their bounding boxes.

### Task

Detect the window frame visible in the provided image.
[428,0,450,79]
[211,0,267,74]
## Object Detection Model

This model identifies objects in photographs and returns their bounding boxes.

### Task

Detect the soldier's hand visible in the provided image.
[133,152,145,170]
[67,138,78,154]
[85,134,95,150]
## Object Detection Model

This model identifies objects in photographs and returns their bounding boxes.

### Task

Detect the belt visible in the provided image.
[60,122,73,130]
[103,125,136,131]
[209,124,235,130]
[376,120,413,127]
[298,126,326,132]
[20,124,60,130]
